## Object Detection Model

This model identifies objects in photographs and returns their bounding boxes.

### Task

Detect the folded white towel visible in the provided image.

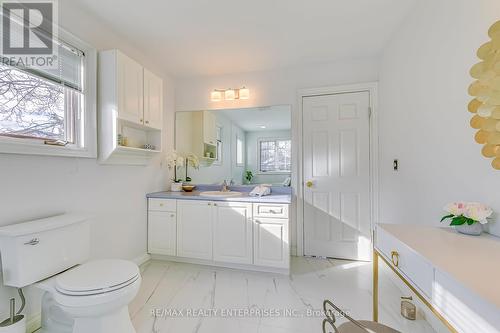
[249,185,271,197]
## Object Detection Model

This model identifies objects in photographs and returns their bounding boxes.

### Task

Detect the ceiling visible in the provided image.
[217,105,291,132]
[75,0,416,78]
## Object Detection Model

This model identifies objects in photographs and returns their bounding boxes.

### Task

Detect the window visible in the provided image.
[0,30,96,157]
[259,139,291,173]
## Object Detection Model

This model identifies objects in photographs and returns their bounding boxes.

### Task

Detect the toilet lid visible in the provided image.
[55,259,139,296]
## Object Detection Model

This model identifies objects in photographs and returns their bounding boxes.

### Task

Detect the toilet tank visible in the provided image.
[0,214,90,288]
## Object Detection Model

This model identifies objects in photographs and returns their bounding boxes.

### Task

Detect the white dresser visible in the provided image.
[374,224,500,333]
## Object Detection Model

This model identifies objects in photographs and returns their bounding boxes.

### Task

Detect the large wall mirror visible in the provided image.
[175,105,292,186]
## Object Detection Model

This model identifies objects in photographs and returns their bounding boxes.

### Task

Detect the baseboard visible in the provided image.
[150,254,290,275]
[26,312,41,333]
[132,253,151,266]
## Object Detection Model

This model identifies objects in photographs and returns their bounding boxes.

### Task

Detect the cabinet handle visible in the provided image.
[145,120,149,124]
[208,203,212,206]
[214,203,217,206]
[140,118,143,123]
[159,203,163,207]
[170,214,175,218]
[391,250,400,267]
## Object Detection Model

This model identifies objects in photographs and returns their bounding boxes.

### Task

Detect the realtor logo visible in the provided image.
[1,0,58,68]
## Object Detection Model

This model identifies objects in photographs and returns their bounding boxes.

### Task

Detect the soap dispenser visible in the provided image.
[401,296,416,321]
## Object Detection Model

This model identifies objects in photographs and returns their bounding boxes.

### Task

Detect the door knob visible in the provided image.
[306,180,314,188]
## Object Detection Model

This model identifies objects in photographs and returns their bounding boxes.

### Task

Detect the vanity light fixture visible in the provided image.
[210,87,250,102]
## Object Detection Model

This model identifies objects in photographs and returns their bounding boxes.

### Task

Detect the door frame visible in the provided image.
[296,82,379,258]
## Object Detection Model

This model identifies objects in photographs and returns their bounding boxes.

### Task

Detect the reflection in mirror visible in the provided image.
[175,105,292,186]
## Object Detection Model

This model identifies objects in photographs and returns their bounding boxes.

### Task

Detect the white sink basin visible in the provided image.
[200,191,242,197]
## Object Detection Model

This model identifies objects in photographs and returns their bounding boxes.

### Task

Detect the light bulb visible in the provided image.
[224,89,236,101]
[239,87,250,100]
[211,90,222,102]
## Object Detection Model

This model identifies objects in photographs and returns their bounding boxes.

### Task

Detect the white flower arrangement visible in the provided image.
[166,151,185,183]
[441,202,493,226]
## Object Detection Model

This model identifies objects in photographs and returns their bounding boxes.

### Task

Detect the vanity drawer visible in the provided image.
[149,198,176,212]
[253,203,289,219]
[376,226,434,298]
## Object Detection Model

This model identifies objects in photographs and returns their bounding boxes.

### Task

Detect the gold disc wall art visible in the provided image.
[469,20,500,170]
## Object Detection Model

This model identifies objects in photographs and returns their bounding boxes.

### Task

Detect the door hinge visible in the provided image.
[368,107,372,118]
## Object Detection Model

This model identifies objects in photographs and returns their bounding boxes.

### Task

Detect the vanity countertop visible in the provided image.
[147,185,292,204]
[377,223,500,309]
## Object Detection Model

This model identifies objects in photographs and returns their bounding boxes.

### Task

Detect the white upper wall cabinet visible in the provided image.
[98,49,163,165]
[116,51,144,124]
[144,68,163,129]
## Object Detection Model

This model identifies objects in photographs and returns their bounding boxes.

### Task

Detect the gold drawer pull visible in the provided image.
[391,250,400,267]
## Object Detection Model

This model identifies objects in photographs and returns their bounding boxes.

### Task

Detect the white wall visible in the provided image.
[175,58,379,255]
[0,0,175,326]
[245,130,291,185]
[378,0,500,236]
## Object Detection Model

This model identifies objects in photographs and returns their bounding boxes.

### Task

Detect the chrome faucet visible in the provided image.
[221,180,229,192]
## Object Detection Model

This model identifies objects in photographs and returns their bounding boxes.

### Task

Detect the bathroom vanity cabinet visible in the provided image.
[147,198,290,273]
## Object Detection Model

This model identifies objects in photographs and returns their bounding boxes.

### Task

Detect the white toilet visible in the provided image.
[0,214,141,333]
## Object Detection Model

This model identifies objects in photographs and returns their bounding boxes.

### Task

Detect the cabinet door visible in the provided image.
[253,218,289,269]
[143,68,163,129]
[177,200,213,260]
[148,211,176,256]
[202,111,217,146]
[213,202,252,265]
[117,51,144,124]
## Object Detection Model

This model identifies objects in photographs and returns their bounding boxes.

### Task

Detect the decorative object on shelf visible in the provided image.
[166,151,185,190]
[184,153,200,183]
[210,87,250,102]
[143,144,156,150]
[469,20,500,170]
[440,202,493,235]
[117,135,128,146]
[182,185,196,192]
[245,171,253,184]
[401,296,416,321]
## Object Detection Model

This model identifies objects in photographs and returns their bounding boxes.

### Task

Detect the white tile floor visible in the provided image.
[130,257,438,333]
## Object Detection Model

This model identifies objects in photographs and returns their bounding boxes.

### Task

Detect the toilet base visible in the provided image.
[72,307,135,333]
[40,292,136,333]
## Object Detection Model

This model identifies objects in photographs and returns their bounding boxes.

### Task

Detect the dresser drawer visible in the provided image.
[376,226,434,298]
[253,203,289,219]
[148,198,176,212]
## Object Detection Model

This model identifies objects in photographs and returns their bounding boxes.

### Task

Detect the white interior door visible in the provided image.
[303,91,371,261]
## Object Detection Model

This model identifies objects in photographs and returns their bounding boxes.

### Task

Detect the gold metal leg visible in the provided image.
[373,250,379,322]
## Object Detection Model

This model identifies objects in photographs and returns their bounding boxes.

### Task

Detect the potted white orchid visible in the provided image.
[440,202,493,236]
[166,151,185,191]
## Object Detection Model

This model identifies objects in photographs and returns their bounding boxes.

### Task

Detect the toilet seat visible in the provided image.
[55,259,140,296]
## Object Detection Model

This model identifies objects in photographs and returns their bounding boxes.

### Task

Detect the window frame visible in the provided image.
[257,137,292,174]
[0,28,97,158]
[236,135,244,167]
[213,125,222,166]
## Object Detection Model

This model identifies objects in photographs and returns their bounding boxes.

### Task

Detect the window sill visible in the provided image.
[257,171,292,175]
[0,137,96,158]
